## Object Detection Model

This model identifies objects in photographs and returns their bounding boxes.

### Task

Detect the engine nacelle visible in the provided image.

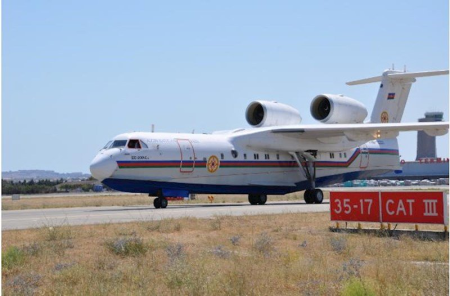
[246,100,302,127]
[310,94,368,124]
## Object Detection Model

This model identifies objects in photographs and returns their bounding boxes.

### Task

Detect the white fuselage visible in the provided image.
[90,130,400,196]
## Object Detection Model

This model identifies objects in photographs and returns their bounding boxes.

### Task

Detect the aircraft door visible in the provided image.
[176,139,195,173]
[359,145,369,169]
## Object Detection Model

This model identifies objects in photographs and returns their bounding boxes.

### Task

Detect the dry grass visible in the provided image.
[1,191,322,210]
[2,212,448,295]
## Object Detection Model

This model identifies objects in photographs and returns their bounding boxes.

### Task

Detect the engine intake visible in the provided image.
[246,101,301,127]
[310,94,367,124]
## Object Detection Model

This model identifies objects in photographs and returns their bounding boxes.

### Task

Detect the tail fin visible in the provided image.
[347,69,449,123]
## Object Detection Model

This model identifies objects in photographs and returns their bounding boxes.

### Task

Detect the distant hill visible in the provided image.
[2,170,91,181]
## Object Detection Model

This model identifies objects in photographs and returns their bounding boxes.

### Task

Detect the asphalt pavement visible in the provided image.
[2,201,329,230]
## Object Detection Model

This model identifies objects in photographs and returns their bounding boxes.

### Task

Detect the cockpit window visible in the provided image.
[141,141,148,149]
[110,140,127,148]
[128,139,142,149]
[102,141,112,150]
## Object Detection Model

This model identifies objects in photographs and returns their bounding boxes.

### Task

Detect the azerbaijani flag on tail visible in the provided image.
[387,93,395,100]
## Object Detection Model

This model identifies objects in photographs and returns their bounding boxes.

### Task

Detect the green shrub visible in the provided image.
[341,278,376,296]
[2,246,25,270]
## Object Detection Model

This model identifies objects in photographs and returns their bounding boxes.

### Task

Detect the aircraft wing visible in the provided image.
[271,122,449,141]
[233,121,448,152]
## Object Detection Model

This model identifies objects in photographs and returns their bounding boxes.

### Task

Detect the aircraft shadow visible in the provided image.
[89,201,329,212]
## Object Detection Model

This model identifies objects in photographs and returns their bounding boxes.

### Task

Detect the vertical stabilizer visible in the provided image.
[346,69,449,123]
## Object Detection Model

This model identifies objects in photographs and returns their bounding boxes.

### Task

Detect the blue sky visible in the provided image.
[3,0,448,173]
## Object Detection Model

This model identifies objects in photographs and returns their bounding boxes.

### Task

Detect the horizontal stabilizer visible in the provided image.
[346,70,449,85]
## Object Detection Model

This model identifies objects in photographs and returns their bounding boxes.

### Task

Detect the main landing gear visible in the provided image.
[290,151,324,204]
[304,188,324,204]
[248,194,267,205]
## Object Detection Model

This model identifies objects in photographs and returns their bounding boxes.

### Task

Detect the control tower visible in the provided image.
[416,112,444,160]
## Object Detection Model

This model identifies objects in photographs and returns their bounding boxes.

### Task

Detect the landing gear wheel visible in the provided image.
[160,197,168,208]
[248,194,258,205]
[258,194,267,205]
[304,189,315,204]
[313,189,324,204]
[153,197,161,209]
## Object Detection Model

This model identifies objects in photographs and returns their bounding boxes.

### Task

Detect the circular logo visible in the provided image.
[206,155,220,173]
[380,111,389,123]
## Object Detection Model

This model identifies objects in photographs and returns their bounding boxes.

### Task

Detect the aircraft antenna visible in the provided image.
[404,65,406,72]
[151,124,155,133]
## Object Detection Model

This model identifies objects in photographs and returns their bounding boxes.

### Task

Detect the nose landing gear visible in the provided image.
[248,194,267,205]
[153,192,168,209]
[153,197,168,208]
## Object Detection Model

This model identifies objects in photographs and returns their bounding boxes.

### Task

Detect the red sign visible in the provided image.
[381,192,446,224]
[330,192,380,222]
[330,191,448,225]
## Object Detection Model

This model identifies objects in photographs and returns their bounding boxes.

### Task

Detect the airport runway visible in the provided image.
[2,201,329,230]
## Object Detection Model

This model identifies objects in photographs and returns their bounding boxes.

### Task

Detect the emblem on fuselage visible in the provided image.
[207,155,220,173]
[380,111,389,123]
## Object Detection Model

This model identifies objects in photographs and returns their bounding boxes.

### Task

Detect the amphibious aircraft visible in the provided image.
[90,69,449,208]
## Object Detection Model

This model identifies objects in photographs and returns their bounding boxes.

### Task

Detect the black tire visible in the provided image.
[160,197,168,208]
[248,194,258,205]
[313,189,324,204]
[258,194,267,205]
[153,197,161,209]
[304,189,314,204]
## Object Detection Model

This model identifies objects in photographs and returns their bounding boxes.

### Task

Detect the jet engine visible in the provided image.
[310,94,368,124]
[246,100,302,127]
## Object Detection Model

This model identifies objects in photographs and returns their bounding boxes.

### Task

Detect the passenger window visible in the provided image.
[339,153,342,158]
[276,154,280,160]
[244,153,247,160]
[344,152,347,158]
[231,150,238,158]
[254,153,259,160]
[265,154,270,160]
[128,139,142,149]
[221,153,224,160]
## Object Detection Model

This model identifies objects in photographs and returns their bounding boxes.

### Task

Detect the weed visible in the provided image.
[49,239,74,256]
[254,232,274,257]
[6,272,42,296]
[21,242,43,257]
[340,258,363,280]
[105,236,147,256]
[54,262,76,272]
[211,245,231,259]
[173,222,182,232]
[145,220,161,232]
[2,246,26,270]
[298,279,323,296]
[210,216,222,230]
[340,277,376,296]
[166,243,184,264]
[42,225,73,241]
[94,257,117,271]
[145,219,182,233]
[330,236,347,254]
[230,235,241,246]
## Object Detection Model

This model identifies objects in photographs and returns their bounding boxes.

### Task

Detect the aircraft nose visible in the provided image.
[90,155,117,181]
